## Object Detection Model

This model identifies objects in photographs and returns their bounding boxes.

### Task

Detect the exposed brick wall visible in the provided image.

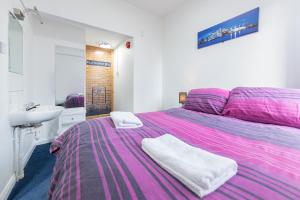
[86,45,113,115]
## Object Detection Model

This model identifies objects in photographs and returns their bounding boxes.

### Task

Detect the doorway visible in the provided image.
[86,45,114,117]
[39,13,134,119]
[84,27,133,119]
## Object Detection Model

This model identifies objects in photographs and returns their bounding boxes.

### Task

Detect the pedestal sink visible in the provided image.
[9,105,64,127]
[10,105,64,181]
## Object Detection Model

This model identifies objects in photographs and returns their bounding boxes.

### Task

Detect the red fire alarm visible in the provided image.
[126,41,131,49]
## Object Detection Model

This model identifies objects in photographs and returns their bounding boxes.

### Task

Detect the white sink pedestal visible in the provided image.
[13,126,42,181]
[9,105,63,181]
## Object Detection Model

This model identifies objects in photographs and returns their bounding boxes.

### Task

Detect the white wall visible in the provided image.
[1,1,37,198]
[114,40,134,112]
[31,18,86,105]
[163,0,300,108]
[8,1,35,110]
[28,17,86,141]
[0,0,15,198]
[25,0,163,112]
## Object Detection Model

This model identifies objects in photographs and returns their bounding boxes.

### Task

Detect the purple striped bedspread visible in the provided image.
[49,108,300,200]
[65,94,84,108]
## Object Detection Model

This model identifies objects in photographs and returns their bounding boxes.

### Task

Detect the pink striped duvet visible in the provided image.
[49,108,300,200]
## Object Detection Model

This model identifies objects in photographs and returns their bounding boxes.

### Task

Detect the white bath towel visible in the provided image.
[141,134,238,198]
[110,111,143,129]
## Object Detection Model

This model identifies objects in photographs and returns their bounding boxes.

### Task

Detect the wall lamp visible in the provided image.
[179,92,187,105]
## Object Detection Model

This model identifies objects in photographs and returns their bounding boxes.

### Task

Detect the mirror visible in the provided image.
[55,46,85,108]
[8,13,23,74]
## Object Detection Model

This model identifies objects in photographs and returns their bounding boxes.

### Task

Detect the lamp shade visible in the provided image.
[179,92,187,104]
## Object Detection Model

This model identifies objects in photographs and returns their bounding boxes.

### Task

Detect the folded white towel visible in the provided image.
[142,134,238,198]
[110,111,143,129]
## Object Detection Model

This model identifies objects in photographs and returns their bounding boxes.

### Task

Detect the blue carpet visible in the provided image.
[8,143,56,200]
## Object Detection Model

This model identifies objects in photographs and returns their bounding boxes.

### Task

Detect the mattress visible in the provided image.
[49,108,300,200]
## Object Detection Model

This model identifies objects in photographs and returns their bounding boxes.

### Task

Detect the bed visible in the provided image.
[64,94,85,108]
[49,108,300,200]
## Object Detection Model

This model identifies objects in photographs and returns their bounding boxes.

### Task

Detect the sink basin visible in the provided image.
[9,105,64,127]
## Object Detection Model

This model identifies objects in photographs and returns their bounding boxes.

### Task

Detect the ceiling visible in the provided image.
[122,0,187,16]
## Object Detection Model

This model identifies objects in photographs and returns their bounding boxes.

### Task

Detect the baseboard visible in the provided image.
[0,175,16,200]
[23,136,55,167]
[22,142,36,169]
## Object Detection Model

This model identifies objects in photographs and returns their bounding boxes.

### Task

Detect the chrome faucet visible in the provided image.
[25,102,40,111]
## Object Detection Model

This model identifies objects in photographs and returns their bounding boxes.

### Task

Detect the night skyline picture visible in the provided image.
[198,8,259,49]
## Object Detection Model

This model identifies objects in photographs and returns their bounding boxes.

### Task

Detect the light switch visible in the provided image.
[0,41,7,54]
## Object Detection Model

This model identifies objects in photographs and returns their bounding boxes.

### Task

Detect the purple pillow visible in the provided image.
[223,87,300,129]
[183,88,230,115]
